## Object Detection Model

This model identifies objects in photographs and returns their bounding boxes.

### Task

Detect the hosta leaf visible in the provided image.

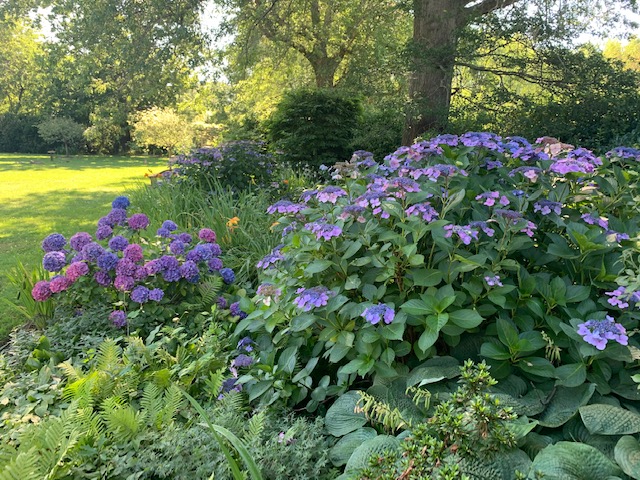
[328,427,378,467]
[325,391,367,437]
[530,441,623,479]
[344,435,401,473]
[580,404,640,435]
[615,436,640,479]
[537,384,596,428]
[407,356,460,387]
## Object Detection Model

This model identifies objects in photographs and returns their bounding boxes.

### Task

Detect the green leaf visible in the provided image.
[305,259,333,274]
[565,285,592,303]
[480,341,511,360]
[379,322,404,341]
[580,404,640,435]
[325,391,368,437]
[290,314,317,332]
[448,309,483,329]
[248,381,273,402]
[329,427,378,467]
[277,346,298,375]
[496,317,519,348]
[411,268,443,287]
[537,384,596,428]
[400,299,435,316]
[407,356,460,387]
[615,436,640,480]
[517,356,555,378]
[530,441,623,479]
[417,315,448,351]
[342,241,362,260]
[344,275,361,290]
[555,363,587,388]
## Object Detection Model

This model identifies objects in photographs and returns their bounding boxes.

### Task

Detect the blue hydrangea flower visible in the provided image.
[257,245,284,269]
[43,251,67,272]
[577,316,628,350]
[237,337,253,352]
[42,233,67,252]
[231,354,253,368]
[148,288,164,302]
[97,252,119,271]
[230,301,247,319]
[131,285,150,304]
[70,232,92,251]
[162,220,178,231]
[108,235,129,252]
[304,221,342,241]
[96,225,113,241]
[169,240,186,255]
[267,200,307,215]
[208,257,223,272]
[109,310,127,327]
[220,267,235,285]
[293,286,332,311]
[112,196,130,210]
[180,260,200,283]
[362,304,395,325]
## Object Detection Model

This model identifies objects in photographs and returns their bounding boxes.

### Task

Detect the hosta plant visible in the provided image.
[235,133,640,414]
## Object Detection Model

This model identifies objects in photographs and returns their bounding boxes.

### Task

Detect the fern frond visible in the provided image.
[204,369,225,400]
[246,410,266,441]
[158,385,184,427]
[73,407,105,441]
[198,278,223,306]
[356,391,410,433]
[101,402,142,443]
[58,360,83,383]
[95,339,122,372]
[140,383,163,428]
[0,448,43,480]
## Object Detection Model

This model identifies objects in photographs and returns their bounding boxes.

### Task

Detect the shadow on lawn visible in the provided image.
[0,155,167,173]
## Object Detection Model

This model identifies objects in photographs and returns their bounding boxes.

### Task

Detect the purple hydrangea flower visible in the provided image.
[317,186,347,204]
[520,220,537,237]
[388,177,421,198]
[267,200,306,215]
[43,251,67,272]
[116,258,137,277]
[180,260,200,283]
[256,283,282,306]
[218,296,228,309]
[199,228,217,242]
[230,301,247,319]
[581,213,608,229]
[177,233,192,244]
[362,304,395,325]
[123,244,144,262]
[108,235,129,252]
[577,316,628,350]
[144,259,163,275]
[475,191,510,207]
[208,257,223,272]
[106,208,128,227]
[484,275,503,287]
[304,221,343,241]
[148,288,164,301]
[293,286,332,311]
[70,232,92,252]
[81,242,105,261]
[220,267,235,284]
[162,220,178,231]
[131,285,150,304]
[257,246,284,269]
[32,280,52,301]
[606,287,629,309]
[534,200,562,216]
[114,275,135,292]
[443,224,480,245]
[237,337,253,352]
[405,203,439,222]
[337,205,367,223]
[606,146,640,160]
[65,261,89,281]
[96,225,113,241]
[97,252,119,271]
[169,240,186,255]
[156,227,171,238]
[508,166,542,182]
[607,230,630,242]
[42,233,67,252]
[128,213,150,230]
[231,354,254,368]
[94,270,113,286]
[112,196,130,209]
[109,310,127,328]
[469,221,495,237]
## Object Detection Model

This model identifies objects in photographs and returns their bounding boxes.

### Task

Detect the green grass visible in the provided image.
[0,153,167,340]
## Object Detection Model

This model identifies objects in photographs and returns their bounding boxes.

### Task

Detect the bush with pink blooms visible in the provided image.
[32,196,238,333]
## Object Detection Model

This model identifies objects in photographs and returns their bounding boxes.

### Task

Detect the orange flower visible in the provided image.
[227,216,240,231]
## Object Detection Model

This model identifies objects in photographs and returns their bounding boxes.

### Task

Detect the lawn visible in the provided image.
[0,153,167,339]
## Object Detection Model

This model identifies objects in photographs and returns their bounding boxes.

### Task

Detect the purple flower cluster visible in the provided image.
[110,310,127,328]
[257,245,285,269]
[70,232,92,251]
[316,186,348,204]
[361,304,395,325]
[508,166,542,182]
[42,233,66,252]
[293,286,333,311]
[444,224,480,245]
[484,275,503,287]
[267,200,306,215]
[220,267,235,284]
[606,146,640,161]
[581,213,608,229]
[405,203,439,222]
[112,196,131,210]
[533,200,562,216]
[257,282,282,305]
[338,204,367,223]
[304,221,343,241]
[475,191,510,207]
[577,316,628,350]
[230,301,247,319]
[43,252,67,272]
[606,287,630,309]
[127,213,150,230]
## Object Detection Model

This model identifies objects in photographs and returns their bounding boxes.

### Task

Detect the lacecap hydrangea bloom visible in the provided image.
[577,316,628,350]
[361,304,395,325]
[293,286,333,311]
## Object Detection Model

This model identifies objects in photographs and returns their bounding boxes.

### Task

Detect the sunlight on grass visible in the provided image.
[0,153,168,339]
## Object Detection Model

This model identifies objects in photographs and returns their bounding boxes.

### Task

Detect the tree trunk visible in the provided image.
[309,55,340,88]
[403,0,465,145]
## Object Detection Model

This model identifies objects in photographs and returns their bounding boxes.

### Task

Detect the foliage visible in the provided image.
[267,88,363,169]
[36,117,85,155]
[31,196,237,336]
[0,113,48,153]
[131,106,195,155]
[4,261,54,328]
[351,102,404,162]
[352,361,520,480]
[170,141,278,193]
[236,133,640,416]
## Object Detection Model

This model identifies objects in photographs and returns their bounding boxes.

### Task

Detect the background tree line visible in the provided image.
[1,0,640,159]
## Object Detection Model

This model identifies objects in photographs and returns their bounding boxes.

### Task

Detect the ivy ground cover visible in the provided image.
[0,154,166,338]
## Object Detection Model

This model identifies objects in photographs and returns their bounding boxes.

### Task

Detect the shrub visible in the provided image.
[0,113,48,153]
[31,196,238,335]
[37,117,86,155]
[130,106,194,155]
[267,88,363,169]
[236,133,640,412]
[170,141,278,193]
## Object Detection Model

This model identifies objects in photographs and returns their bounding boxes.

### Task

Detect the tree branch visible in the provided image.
[464,0,523,17]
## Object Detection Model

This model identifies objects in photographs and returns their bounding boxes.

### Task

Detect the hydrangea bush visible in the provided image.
[170,141,277,192]
[236,133,640,410]
[32,196,237,333]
